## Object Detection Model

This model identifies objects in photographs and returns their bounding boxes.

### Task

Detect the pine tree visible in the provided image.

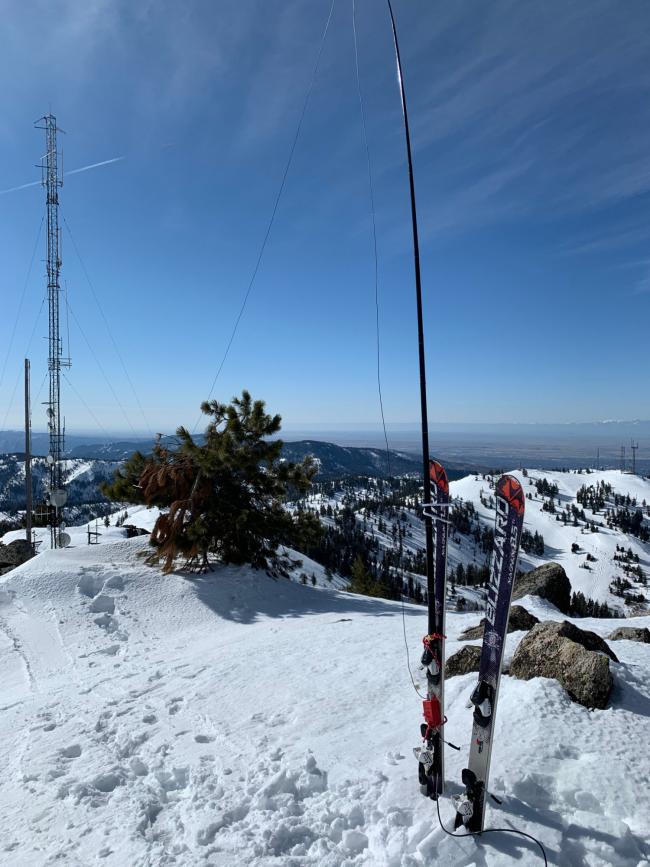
[101,451,150,504]
[102,391,319,573]
[349,554,371,595]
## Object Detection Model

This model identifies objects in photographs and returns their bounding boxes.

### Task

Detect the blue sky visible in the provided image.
[0,0,649,436]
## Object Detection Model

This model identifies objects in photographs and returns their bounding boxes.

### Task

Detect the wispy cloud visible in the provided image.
[559,226,650,257]
[3,0,650,242]
[375,0,650,235]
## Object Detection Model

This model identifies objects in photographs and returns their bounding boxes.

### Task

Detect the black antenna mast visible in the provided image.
[385,0,435,627]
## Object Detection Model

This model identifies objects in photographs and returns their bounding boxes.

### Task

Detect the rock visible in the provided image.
[459,605,539,641]
[0,539,35,570]
[445,644,482,678]
[459,622,485,641]
[510,620,616,708]
[7,539,33,558]
[123,524,149,538]
[509,605,540,632]
[513,563,571,614]
[607,626,650,644]
[556,620,619,662]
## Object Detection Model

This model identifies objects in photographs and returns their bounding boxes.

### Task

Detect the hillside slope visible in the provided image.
[451,469,649,607]
[302,468,650,612]
[1,532,649,866]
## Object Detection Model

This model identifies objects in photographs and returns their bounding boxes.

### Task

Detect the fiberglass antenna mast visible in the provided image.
[385,3,435,622]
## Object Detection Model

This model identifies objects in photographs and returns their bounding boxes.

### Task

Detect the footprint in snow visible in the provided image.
[167,697,184,715]
[90,594,115,614]
[93,613,118,632]
[92,770,124,793]
[386,750,406,765]
[155,766,189,791]
[95,711,113,733]
[77,571,105,599]
[130,757,149,777]
[104,574,124,591]
[136,799,163,835]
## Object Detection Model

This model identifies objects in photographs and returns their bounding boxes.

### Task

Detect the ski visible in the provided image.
[414,458,449,799]
[454,473,525,832]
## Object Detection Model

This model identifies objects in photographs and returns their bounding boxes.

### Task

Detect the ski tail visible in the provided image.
[454,473,525,831]
[414,459,449,799]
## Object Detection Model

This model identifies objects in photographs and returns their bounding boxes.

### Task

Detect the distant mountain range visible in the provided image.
[0,432,153,459]
[280,441,423,479]
[0,439,430,501]
[1,422,647,475]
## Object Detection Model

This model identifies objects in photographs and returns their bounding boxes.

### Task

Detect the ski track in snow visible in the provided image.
[0,477,649,865]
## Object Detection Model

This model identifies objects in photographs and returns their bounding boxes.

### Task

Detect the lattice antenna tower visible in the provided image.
[35,114,71,548]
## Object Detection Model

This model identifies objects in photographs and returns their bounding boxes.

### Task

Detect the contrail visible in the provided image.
[0,179,40,195]
[66,156,124,176]
[0,155,125,196]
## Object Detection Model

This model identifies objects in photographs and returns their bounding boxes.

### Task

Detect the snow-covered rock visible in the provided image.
[608,626,650,643]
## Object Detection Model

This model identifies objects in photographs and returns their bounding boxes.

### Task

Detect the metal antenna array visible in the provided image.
[36,114,71,548]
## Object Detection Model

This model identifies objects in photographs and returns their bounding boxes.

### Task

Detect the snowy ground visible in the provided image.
[1,505,163,552]
[1,528,650,866]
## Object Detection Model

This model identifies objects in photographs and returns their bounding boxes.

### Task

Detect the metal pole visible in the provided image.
[24,358,33,546]
[385,0,435,628]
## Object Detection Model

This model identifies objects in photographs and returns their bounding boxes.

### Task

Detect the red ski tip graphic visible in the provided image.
[496,475,525,516]
[429,459,449,495]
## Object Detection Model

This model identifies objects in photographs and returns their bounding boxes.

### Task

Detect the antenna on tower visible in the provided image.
[631,440,638,476]
[35,114,71,549]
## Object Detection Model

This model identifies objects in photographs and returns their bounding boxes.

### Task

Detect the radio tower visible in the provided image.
[36,114,70,548]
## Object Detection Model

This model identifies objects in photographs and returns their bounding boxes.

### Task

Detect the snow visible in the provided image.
[450,469,650,607]
[298,469,649,615]
[1,529,650,865]
[1,505,162,551]
[62,459,95,484]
